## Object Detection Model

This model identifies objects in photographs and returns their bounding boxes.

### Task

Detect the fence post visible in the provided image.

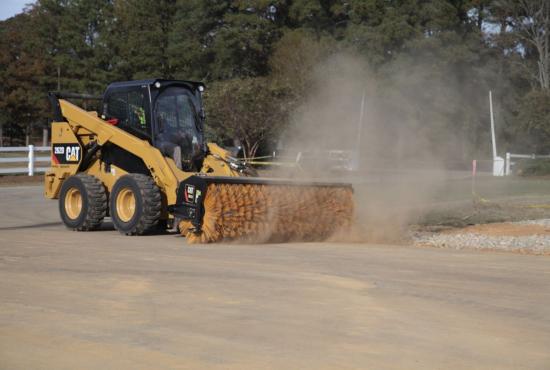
[493,156,504,176]
[505,152,511,176]
[28,144,34,176]
[42,127,48,147]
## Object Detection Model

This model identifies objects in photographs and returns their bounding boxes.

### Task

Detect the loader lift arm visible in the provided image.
[47,96,180,204]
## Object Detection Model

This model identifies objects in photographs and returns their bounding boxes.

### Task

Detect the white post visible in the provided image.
[493,156,504,176]
[505,152,511,176]
[471,159,477,196]
[28,144,34,176]
[489,91,504,176]
[489,90,497,159]
[352,89,366,171]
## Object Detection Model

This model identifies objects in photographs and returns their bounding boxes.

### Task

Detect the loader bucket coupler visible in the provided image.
[171,175,354,244]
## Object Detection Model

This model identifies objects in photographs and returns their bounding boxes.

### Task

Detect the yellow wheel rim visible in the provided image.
[65,187,82,220]
[116,187,136,222]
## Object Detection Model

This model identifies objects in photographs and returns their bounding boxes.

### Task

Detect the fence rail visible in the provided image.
[505,152,550,175]
[3,146,546,177]
[0,145,50,175]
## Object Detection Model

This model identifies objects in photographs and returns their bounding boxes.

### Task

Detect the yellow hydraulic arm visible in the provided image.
[45,98,240,203]
[46,99,180,202]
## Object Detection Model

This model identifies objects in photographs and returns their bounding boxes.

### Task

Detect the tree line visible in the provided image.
[0,0,548,161]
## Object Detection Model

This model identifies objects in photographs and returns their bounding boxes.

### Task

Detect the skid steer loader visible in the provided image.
[45,79,353,243]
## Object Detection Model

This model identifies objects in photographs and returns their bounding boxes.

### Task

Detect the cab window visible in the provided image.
[155,87,199,135]
[106,90,149,133]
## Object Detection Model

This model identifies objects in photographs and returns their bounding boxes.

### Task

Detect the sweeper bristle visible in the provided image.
[179,182,353,244]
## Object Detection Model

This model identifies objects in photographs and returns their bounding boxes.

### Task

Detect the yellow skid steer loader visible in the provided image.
[45,79,353,243]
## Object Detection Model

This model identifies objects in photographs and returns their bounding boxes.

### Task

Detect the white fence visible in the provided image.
[0,145,50,175]
[0,146,546,176]
[505,152,550,176]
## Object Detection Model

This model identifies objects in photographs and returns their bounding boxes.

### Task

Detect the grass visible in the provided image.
[420,177,550,227]
[356,175,550,204]
[351,174,550,228]
[443,176,550,201]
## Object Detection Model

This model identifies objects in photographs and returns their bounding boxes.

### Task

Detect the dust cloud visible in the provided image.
[278,54,461,244]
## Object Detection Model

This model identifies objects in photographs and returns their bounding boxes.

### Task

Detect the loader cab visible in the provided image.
[102,79,206,172]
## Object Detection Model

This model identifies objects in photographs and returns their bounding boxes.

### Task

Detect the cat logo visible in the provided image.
[66,146,80,161]
[52,143,82,165]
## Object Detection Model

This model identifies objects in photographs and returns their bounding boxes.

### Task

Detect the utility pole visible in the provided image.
[489,90,497,159]
[489,90,504,176]
[352,89,366,171]
[42,122,48,147]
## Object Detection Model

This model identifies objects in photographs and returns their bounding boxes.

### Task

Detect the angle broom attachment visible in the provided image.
[170,176,353,244]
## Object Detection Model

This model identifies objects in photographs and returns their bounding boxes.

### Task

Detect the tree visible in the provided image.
[205,77,293,159]
[110,0,176,80]
[168,0,218,81]
[33,0,117,93]
[488,0,550,151]
[494,0,550,90]
[0,0,544,156]
[269,29,337,94]
[169,1,285,81]
[513,89,550,152]
[0,12,49,144]
[513,0,549,90]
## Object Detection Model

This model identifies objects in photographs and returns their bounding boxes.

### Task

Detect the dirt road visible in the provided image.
[0,186,549,369]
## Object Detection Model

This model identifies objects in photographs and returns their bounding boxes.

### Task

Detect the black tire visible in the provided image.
[110,174,161,235]
[59,174,107,231]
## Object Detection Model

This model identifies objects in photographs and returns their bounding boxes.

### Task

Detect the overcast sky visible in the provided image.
[0,0,35,21]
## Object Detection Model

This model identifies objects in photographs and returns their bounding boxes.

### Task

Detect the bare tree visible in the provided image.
[205,77,293,160]
[505,0,550,90]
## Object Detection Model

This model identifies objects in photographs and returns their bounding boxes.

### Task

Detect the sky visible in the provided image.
[0,0,35,21]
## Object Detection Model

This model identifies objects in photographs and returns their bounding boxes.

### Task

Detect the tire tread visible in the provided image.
[61,173,107,231]
[112,174,161,235]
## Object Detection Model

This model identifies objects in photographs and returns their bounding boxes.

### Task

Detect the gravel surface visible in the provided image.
[412,219,550,255]
[518,218,550,226]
